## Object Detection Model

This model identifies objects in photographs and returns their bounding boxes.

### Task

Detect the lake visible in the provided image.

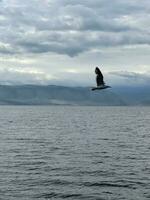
[0,106,149,200]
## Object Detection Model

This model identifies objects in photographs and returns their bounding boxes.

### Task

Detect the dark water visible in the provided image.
[0,106,149,200]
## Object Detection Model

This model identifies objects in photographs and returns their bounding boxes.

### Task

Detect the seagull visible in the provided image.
[95,67,105,87]
[91,67,111,91]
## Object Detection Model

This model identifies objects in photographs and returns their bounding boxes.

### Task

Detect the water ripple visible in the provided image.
[0,106,149,200]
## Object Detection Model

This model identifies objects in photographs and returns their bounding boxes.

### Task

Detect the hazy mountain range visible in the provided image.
[0,85,149,106]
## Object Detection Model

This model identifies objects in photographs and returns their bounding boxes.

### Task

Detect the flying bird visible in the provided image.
[95,67,105,86]
[91,67,111,91]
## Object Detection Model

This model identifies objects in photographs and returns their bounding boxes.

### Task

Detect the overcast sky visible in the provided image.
[0,0,150,86]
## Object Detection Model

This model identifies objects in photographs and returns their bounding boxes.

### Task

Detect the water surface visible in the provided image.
[0,106,150,200]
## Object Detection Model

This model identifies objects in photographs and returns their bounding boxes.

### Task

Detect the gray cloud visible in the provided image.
[0,67,52,85]
[1,67,150,86]
[110,71,150,85]
[0,67,91,86]
[0,0,150,56]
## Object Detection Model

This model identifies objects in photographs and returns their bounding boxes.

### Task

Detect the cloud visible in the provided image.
[110,71,150,85]
[0,0,150,86]
[0,66,93,86]
[0,67,54,85]
[0,56,35,64]
[0,0,150,56]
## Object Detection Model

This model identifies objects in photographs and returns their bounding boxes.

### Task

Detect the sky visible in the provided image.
[0,0,150,86]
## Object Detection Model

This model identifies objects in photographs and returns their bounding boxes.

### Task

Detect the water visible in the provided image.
[0,106,149,200]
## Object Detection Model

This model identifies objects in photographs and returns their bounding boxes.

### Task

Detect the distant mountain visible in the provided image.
[113,86,150,105]
[0,85,149,106]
